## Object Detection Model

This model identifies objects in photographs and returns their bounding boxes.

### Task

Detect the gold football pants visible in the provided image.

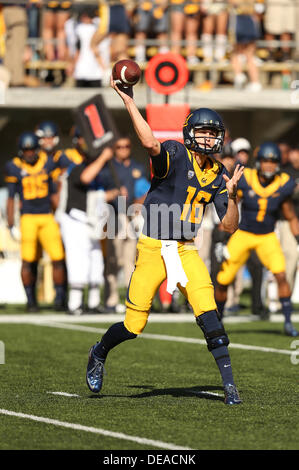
[217,229,286,286]
[124,234,217,335]
[20,213,65,263]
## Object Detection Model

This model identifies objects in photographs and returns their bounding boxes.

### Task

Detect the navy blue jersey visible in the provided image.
[238,168,296,234]
[4,150,74,215]
[142,140,229,240]
[5,152,56,214]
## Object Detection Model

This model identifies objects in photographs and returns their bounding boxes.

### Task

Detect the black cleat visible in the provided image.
[252,305,270,320]
[86,345,105,393]
[54,300,68,312]
[259,307,270,321]
[26,303,39,313]
[224,384,242,405]
[284,322,299,337]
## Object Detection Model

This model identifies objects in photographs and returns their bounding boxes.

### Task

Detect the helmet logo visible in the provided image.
[183,114,193,127]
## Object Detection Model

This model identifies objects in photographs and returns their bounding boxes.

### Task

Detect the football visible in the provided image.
[112,59,141,87]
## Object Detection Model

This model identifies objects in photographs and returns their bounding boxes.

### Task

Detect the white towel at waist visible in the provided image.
[161,240,189,295]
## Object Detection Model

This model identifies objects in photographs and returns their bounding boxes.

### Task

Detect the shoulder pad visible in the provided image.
[65,148,84,164]
[12,157,22,168]
[163,140,182,158]
[243,167,253,178]
[243,167,253,184]
[280,172,291,186]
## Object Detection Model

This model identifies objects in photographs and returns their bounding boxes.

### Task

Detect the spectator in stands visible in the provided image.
[201,0,229,63]
[2,2,28,87]
[72,5,110,88]
[42,1,71,61]
[64,7,78,61]
[264,0,295,62]
[170,0,201,64]
[0,4,5,61]
[0,4,10,89]
[133,0,169,63]
[25,1,42,62]
[229,0,261,91]
[91,0,134,63]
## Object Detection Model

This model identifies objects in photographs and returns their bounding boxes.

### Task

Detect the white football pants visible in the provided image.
[60,212,104,300]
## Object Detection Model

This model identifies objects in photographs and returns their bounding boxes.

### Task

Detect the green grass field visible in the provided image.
[0,306,298,452]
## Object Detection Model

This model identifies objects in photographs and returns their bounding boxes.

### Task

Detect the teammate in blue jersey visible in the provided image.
[5,131,75,311]
[85,77,244,405]
[215,142,299,336]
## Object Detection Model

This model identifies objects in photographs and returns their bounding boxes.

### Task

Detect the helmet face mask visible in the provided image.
[190,125,224,154]
[18,132,39,165]
[39,136,59,152]
[36,121,59,152]
[183,108,225,155]
[256,142,281,181]
[257,158,280,181]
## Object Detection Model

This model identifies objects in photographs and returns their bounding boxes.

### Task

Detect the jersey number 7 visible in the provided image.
[257,198,268,222]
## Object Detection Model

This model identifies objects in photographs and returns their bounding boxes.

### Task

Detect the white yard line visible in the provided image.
[29,320,294,356]
[0,313,298,324]
[47,391,80,398]
[0,408,192,450]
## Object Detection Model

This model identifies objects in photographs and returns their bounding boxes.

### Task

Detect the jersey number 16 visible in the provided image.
[180,186,212,224]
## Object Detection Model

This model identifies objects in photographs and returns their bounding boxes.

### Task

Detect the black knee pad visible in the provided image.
[22,261,37,274]
[52,259,66,269]
[196,310,229,352]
